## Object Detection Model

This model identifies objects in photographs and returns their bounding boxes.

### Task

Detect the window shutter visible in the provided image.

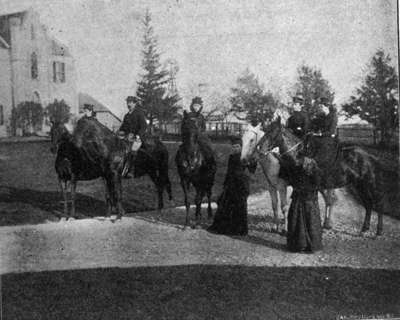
[53,62,57,82]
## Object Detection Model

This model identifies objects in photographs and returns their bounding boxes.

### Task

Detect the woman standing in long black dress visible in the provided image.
[208,137,256,236]
[281,154,323,253]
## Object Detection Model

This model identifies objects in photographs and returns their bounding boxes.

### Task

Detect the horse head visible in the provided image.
[50,121,71,154]
[257,116,285,155]
[181,111,200,144]
[240,122,265,164]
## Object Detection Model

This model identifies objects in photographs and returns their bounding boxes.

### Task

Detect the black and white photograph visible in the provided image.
[0,0,399,319]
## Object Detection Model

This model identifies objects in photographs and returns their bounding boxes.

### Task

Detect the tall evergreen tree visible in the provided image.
[292,65,335,117]
[230,68,280,123]
[135,10,180,126]
[342,50,398,145]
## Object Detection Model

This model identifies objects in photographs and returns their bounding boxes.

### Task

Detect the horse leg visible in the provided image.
[103,177,113,217]
[269,188,280,233]
[181,180,190,227]
[278,185,288,234]
[206,189,213,220]
[361,205,372,234]
[70,177,77,219]
[194,190,204,228]
[58,178,69,218]
[377,210,383,236]
[115,173,125,219]
[322,189,335,230]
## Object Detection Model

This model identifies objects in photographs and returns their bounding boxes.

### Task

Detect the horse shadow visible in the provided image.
[0,186,152,226]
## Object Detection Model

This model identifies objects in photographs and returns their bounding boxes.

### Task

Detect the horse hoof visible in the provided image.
[376,230,383,236]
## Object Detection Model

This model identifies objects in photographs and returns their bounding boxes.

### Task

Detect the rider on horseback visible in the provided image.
[119,96,148,178]
[310,97,338,137]
[186,96,215,165]
[286,94,310,139]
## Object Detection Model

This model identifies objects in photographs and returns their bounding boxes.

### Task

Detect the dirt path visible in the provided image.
[1,188,399,275]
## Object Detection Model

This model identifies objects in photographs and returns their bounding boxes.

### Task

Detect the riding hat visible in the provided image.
[190,96,203,113]
[83,103,94,111]
[292,94,304,103]
[126,96,138,104]
[318,96,330,105]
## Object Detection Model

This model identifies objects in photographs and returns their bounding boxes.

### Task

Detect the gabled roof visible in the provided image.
[51,37,71,57]
[79,93,121,122]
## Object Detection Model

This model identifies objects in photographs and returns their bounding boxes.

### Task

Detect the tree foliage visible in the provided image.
[135,10,180,126]
[292,65,335,117]
[342,50,398,145]
[230,68,281,123]
[12,101,44,135]
[45,99,71,124]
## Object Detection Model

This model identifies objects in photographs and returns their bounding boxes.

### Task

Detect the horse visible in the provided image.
[257,117,386,236]
[50,118,127,219]
[240,122,289,234]
[175,111,217,227]
[128,132,173,212]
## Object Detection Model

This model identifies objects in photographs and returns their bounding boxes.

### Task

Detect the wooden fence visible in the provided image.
[337,127,399,146]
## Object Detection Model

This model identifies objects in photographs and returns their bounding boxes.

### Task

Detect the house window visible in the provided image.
[31,52,38,79]
[53,61,65,83]
[0,105,4,125]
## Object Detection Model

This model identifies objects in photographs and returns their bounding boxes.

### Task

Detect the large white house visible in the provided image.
[0,9,78,137]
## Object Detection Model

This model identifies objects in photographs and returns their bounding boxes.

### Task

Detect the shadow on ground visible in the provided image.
[0,186,152,226]
[2,265,400,320]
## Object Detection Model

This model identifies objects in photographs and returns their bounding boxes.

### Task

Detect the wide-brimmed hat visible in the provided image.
[318,96,330,105]
[292,94,304,103]
[126,96,138,104]
[191,96,203,106]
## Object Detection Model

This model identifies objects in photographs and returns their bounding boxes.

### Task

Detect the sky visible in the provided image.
[0,0,398,118]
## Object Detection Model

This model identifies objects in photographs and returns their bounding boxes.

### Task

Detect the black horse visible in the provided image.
[175,111,217,227]
[129,133,173,212]
[50,119,172,218]
[50,118,127,219]
[260,117,387,236]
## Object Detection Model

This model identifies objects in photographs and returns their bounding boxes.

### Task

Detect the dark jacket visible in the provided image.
[187,111,206,132]
[310,110,338,136]
[119,108,148,138]
[287,111,310,138]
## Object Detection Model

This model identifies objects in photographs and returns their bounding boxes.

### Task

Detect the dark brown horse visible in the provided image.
[50,118,128,219]
[259,117,387,236]
[175,111,216,227]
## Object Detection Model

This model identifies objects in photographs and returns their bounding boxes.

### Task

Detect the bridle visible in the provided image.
[247,127,304,158]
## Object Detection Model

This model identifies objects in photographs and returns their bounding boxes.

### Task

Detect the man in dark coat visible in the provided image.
[119,96,148,140]
[286,95,310,138]
[119,96,148,178]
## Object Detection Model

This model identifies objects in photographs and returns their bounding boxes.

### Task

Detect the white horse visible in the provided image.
[240,123,289,233]
[241,121,337,234]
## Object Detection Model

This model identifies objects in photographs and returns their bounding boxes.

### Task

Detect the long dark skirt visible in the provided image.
[287,191,322,253]
[208,190,248,236]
